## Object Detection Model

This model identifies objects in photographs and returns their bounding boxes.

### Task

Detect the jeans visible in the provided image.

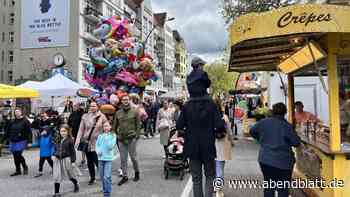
[38,156,53,172]
[144,119,154,137]
[99,161,112,197]
[189,159,215,197]
[119,138,139,177]
[260,163,293,197]
[215,160,225,179]
[86,151,99,180]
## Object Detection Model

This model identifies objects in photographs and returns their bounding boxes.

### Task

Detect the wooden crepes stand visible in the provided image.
[228,4,350,197]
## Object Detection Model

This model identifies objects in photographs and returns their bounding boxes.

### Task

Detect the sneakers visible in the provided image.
[133,172,140,182]
[34,172,43,178]
[23,166,28,175]
[118,176,128,186]
[79,161,86,168]
[10,172,21,176]
[88,179,96,185]
[118,169,123,177]
[52,194,61,197]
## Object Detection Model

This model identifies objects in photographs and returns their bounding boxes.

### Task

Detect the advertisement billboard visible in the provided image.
[21,0,70,49]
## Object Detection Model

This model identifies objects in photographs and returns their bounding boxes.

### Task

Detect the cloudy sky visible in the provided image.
[152,0,228,63]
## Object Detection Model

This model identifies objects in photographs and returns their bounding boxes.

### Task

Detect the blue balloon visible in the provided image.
[96,57,127,77]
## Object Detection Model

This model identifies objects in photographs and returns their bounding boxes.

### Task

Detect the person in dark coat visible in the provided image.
[186,57,211,98]
[4,108,31,176]
[176,56,224,197]
[143,97,153,138]
[68,103,85,142]
[250,102,301,197]
[150,98,161,134]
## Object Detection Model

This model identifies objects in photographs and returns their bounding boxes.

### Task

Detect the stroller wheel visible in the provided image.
[179,170,185,180]
[164,169,169,179]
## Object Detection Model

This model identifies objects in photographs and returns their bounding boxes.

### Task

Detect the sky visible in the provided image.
[152,0,228,63]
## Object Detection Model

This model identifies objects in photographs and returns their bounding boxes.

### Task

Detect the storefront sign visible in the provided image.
[277,12,332,28]
[21,0,70,49]
[229,4,350,48]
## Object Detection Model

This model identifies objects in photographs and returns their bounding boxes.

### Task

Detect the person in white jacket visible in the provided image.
[214,98,233,197]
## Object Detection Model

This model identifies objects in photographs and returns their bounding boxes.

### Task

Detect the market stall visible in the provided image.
[228,4,350,197]
[0,84,39,98]
[18,74,96,112]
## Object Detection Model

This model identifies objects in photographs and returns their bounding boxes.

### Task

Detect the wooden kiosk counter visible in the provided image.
[228,4,350,197]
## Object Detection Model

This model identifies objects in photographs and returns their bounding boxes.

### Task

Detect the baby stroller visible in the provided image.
[163,128,189,180]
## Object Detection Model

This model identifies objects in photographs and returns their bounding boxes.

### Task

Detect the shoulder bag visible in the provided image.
[77,115,101,153]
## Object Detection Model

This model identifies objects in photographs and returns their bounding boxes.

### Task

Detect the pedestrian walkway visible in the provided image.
[219,138,307,197]
[0,136,307,197]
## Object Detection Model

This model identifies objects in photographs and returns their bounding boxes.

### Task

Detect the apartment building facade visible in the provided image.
[0,0,15,84]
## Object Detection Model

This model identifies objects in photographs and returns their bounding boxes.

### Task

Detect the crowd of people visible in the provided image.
[0,56,306,197]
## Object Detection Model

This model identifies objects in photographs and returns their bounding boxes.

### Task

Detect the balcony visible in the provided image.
[83,7,102,23]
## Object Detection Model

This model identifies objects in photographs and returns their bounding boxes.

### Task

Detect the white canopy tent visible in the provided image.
[17,73,96,112]
[18,81,43,90]
[39,73,86,97]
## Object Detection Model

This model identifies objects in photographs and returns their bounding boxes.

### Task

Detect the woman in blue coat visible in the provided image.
[250,103,301,197]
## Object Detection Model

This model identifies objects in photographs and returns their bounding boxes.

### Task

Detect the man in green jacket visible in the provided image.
[113,94,141,186]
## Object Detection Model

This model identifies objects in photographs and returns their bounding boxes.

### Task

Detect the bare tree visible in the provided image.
[220,0,298,24]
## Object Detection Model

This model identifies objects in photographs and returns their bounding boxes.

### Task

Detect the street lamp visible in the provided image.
[142,17,175,55]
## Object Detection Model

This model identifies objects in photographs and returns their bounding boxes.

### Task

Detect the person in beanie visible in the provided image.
[113,95,141,186]
[53,124,79,197]
[176,56,225,197]
[186,56,211,98]
[34,125,54,178]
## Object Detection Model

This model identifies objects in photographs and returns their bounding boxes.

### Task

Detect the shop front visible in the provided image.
[228,4,350,197]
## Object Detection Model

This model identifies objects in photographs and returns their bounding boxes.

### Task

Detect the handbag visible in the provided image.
[215,118,227,139]
[78,116,101,153]
[158,118,170,131]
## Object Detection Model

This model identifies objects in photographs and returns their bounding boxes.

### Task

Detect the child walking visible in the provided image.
[96,122,117,197]
[52,124,79,197]
[34,125,54,177]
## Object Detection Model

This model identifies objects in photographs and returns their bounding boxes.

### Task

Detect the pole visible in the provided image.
[287,74,295,125]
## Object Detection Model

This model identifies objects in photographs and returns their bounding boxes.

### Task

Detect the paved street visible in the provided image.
[0,136,306,197]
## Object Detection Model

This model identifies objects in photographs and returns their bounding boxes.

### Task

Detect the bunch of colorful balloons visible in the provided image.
[83,15,159,108]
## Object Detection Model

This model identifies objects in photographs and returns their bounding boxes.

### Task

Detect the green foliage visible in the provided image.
[219,0,297,24]
[204,62,238,96]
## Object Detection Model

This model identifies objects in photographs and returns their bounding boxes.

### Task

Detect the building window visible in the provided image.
[2,32,5,42]
[143,16,148,34]
[9,13,14,25]
[86,46,90,56]
[112,0,121,7]
[106,6,113,17]
[84,0,97,8]
[11,0,14,6]
[85,22,94,33]
[8,70,12,82]
[2,15,5,25]
[1,70,3,81]
[9,31,14,43]
[8,50,13,64]
[3,0,6,7]
[1,50,4,63]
